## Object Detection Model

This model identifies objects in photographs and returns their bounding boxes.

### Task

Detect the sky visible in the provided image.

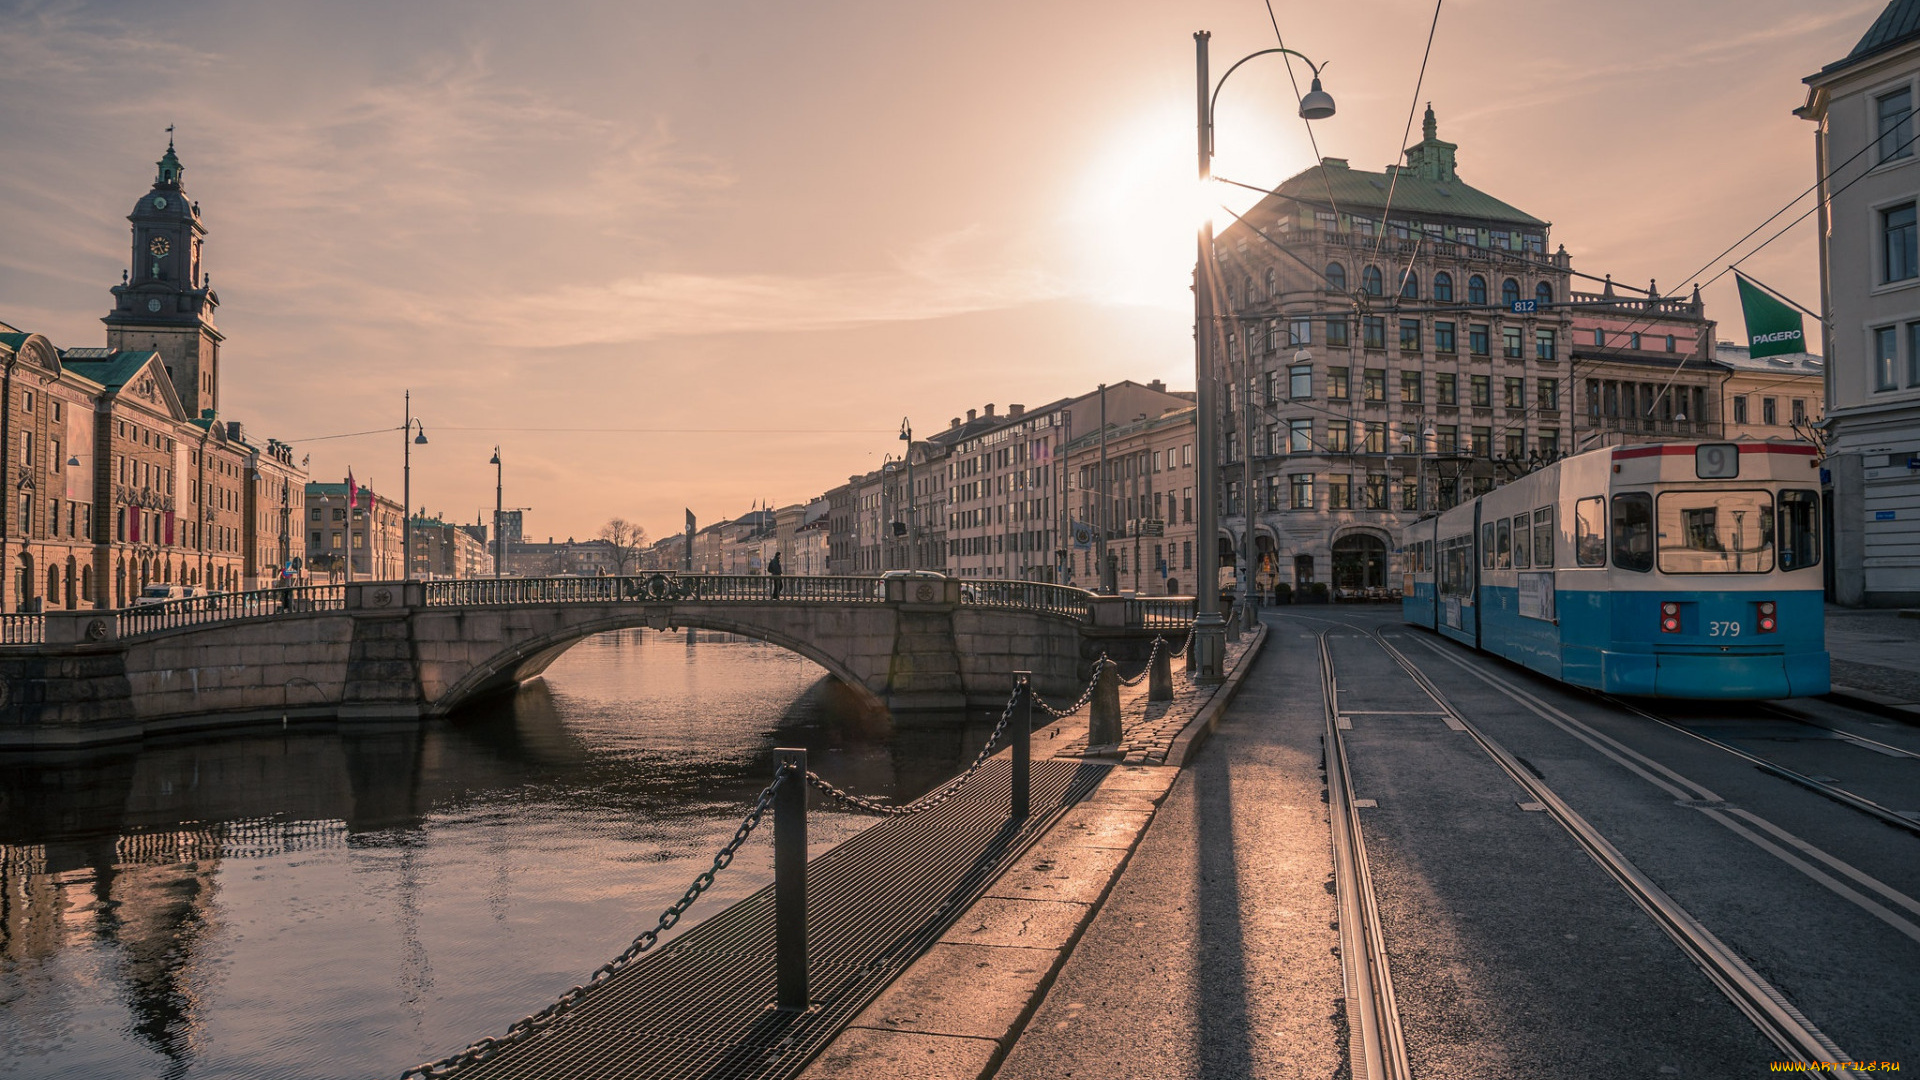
[0,0,1879,544]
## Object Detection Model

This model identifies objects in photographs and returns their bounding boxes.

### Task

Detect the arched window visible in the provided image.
[1501,278,1521,306]
[1433,271,1454,302]
[1325,262,1347,293]
[1400,270,1420,300]
[1535,281,1553,307]
[1264,268,1277,297]
[1468,275,1488,305]
[1362,265,1384,296]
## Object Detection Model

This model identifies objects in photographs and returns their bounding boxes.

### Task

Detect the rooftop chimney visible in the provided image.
[1148,380,1165,394]
[1009,403,1024,417]
[984,403,995,417]
[967,408,977,422]
[951,417,962,429]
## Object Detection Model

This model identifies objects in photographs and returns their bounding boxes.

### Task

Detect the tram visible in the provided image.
[1401,441,1829,699]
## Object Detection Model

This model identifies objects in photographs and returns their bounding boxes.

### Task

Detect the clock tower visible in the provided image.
[104,137,223,418]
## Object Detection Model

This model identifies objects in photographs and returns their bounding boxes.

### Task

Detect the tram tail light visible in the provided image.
[1758,600,1777,633]
[1660,601,1681,634]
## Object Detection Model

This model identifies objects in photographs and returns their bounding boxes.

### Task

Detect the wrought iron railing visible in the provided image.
[957,580,1094,621]
[0,614,44,645]
[1124,597,1195,629]
[420,574,886,607]
[118,585,347,636]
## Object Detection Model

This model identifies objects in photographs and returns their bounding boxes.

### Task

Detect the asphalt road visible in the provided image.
[993,607,1918,1079]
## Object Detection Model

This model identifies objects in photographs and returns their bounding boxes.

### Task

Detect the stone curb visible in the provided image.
[1824,683,1920,724]
[796,626,1269,1080]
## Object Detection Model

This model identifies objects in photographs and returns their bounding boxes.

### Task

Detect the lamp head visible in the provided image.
[414,425,429,445]
[67,455,80,467]
[488,449,500,466]
[1298,76,1336,121]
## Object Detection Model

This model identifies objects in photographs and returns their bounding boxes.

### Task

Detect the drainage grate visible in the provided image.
[455,757,1109,1080]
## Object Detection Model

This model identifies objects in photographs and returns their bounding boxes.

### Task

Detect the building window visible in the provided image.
[1362,265,1384,296]
[1501,278,1521,306]
[1290,317,1312,347]
[1265,268,1277,298]
[1880,87,1914,162]
[1437,372,1457,405]
[1535,281,1553,307]
[1363,316,1386,349]
[1291,474,1314,509]
[1505,431,1525,461]
[1290,363,1313,399]
[1539,429,1560,459]
[1437,425,1459,454]
[1471,426,1492,457]
[1363,422,1386,454]
[1469,324,1490,356]
[1791,398,1807,423]
[1400,318,1422,351]
[1401,371,1423,403]
[1733,395,1749,424]
[1365,474,1388,510]
[1363,369,1386,401]
[1401,479,1419,511]
[1434,320,1456,353]
[1534,329,1556,361]
[1400,270,1419,299]
[1592,327,1605,346]
[1665,334,1677,352]
[1537,377,1559,411]
[1329,367,1350,400]
[1884,202,1918,282]
[1468,275,1488,305]
[1263,477,1283,512]
[1328,475,1351,510]
[1433,271,1454,302]
[1762,397,1778,425]
[1504,376,1524,409]
[1326,421,1352,453]
[1289,418,1313,454]
[1876,326,1899,390]
[1471,374,1491,407]
[1326,262,1347,292]
[1327,317,1350,347]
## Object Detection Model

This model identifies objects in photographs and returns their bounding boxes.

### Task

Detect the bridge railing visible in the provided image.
[421,574,887,607]
[1125,596,1195,629]
[0,614,44,645]
[117,585,348,636]
[958,580,1094,620]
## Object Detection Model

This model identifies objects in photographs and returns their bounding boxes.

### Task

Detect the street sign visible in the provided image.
[1509,299,1538,314]
[1143,518,1165,537]
[1876,510,1897,521]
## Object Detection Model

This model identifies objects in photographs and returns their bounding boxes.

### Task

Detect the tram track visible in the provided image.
[1290,612,1869,1075]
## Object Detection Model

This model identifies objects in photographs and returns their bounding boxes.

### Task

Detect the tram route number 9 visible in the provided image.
[1696,443,1740,479]
[1709,620,1741,637]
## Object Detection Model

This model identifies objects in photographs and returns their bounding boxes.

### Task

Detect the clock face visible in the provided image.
[149,236,170,257]
[153,196,167,210]
[147,299,162,313]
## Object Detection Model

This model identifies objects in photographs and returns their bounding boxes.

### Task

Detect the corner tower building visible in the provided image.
[103,138,222,418]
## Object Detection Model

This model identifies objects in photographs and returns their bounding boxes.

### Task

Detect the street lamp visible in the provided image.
[402,390,428,582]
[489,447,503,578]
[899,417,914,570]
[1192,29,1336,681]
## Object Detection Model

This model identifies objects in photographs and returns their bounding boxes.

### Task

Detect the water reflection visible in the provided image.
[0,629,993,1079]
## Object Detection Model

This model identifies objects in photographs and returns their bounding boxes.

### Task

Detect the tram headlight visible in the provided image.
[1757,600,1777,633]
[1660,600,1681,634]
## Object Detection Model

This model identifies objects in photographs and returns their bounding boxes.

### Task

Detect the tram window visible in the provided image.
[1533,507,1556,568]
[1655,491,1773,573]
[1481,523,1495,569]
[1779,491,1820,570]
[1496,519,1512,569]
[1575,498,1606,566]
[1512,514,1531,568]
[1611,492,1654,573]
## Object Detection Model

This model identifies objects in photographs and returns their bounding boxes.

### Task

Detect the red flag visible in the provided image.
[347,470,358,508]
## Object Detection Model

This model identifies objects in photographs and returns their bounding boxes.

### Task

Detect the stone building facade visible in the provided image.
[1065,406,1197,595]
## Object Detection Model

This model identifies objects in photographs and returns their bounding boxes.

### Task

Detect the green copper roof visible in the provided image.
[1267,159,1546,228]
[1835,0,1920,71]
[59,349,161,390]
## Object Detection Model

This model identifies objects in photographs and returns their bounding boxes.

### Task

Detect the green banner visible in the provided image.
[1735,272,1806,358]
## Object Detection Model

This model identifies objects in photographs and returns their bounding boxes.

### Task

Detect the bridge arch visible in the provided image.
[428,609,888,717]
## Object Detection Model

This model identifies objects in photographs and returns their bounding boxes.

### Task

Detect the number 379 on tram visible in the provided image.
[1401,442,1829,699]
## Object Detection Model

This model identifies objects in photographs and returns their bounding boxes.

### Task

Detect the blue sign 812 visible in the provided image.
[1510,299,1538,314]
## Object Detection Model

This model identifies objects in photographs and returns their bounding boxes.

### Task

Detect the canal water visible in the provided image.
[0,629,999,1079]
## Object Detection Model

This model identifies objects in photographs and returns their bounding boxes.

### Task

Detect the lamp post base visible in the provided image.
[1189,613,1227,685]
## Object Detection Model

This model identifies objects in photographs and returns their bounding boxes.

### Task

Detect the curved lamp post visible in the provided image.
[489,447,503,578]
[402,390,428,581]
[1192,31,1334,679]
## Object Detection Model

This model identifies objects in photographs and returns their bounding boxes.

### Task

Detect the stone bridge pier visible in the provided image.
[0,578,1183,747]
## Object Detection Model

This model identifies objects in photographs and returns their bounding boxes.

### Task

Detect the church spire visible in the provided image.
[155,129,184,188]
[1422,101,1436,142]
[1403,102,1458,182]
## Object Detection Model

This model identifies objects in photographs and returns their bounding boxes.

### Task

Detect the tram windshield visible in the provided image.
[1779,489,1821,571]
[1655,490,1774,574]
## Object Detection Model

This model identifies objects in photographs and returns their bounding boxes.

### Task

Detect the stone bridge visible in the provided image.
[0,575,1193,748]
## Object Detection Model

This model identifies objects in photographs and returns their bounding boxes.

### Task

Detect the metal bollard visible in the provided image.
[1148,639,1173,701]
[774,748,809,1010]
[1012,672,1032,819]
[1088,658,1122,749]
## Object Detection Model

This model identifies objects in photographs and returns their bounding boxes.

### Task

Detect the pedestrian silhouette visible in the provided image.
[768,552,784,598]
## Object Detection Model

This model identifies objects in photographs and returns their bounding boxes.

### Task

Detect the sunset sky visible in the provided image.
[0,0,1876,543]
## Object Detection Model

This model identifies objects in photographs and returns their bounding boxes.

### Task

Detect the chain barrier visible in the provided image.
[400,767,791,1080]
[1114,637,1167,688]
[805,681,1024,816]
[1032,655,1109,719]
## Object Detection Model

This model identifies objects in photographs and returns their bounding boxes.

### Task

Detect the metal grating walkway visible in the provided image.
[453,757,1110,1080]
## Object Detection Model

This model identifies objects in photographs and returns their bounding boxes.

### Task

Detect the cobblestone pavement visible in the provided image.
[1826,606,1920,705]
[1049,634,1254,764]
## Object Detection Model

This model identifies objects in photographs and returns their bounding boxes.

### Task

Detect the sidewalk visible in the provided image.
[1823,605,1920,718]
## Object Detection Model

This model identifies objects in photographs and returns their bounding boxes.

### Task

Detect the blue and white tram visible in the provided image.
[1402,441,1829,699]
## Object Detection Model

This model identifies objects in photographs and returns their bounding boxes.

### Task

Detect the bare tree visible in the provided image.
[600,518,647,575]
